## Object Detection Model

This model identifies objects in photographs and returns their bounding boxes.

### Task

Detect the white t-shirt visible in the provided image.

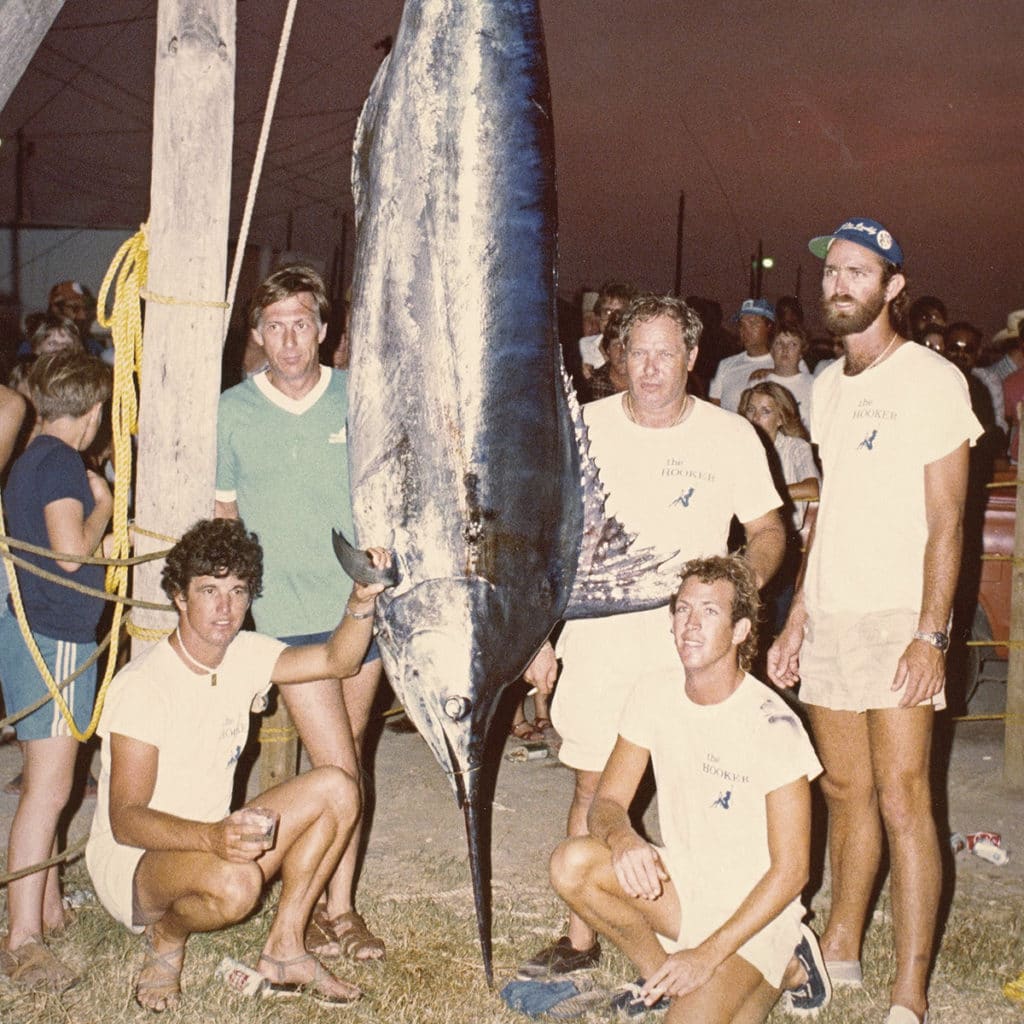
[90,632,285,836]
[579,395,782,573]
[579,333,605,370]
[805,343,982,615]
[774,432,819,531]
[551,396,783,770]
[619,670,822,986]
[764,371,814,430]
[87,631,286,928]
[710,351,774,412]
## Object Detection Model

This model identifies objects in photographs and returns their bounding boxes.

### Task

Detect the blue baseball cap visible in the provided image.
[732,298,775,323]
[808,218,904,268]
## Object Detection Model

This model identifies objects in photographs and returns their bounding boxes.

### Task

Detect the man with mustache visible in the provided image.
[768,219,982,1024]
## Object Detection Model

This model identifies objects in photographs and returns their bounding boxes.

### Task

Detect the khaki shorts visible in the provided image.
[551,607,678,772]
[798,608,946,712]
[655,847,801,989]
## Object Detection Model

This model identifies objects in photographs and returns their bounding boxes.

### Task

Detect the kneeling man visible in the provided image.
[550,557,827,1022]
[86,518,388,1011]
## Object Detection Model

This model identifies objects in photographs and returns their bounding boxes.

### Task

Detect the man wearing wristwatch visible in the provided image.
[767,218,982,1024]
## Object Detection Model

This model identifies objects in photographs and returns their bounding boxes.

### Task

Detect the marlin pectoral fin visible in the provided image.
[561,364,677,619]
[331,529,402,587]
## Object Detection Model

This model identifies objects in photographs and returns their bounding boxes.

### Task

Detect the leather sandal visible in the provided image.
[135,931,185,1012]
[305,904,386,962]
[0,937,78,993]
[258,950,361,1007]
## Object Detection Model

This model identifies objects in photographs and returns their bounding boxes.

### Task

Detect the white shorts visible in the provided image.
[86,830,146,934]
[799,608,946,712]
[552,606,678,772]
[657,847,801,989]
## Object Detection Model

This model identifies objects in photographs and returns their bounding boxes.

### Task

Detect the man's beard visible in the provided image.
[820,288,887,336]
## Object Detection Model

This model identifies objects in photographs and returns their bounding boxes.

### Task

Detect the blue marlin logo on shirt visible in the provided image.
[712,790,732,810]
[228,744,242,767]
[672,487,696,508]
[858,429,878,450]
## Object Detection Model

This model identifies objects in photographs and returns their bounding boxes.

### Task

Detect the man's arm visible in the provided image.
[740,509,786,590]
[588,735,664,900]
[107,734,268,863]
[641,776,810,1004]
[891,440,969,706]
[0,384,26,470]
[766,513,816,688]
[44,472,113,573]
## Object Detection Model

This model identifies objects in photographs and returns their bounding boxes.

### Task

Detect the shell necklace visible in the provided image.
[173,627,220,686]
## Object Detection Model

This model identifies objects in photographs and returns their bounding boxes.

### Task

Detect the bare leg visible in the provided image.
[565,769,602,951]
[5,737,77,950]
[552,835,676,976]
[869,707,937,1020]
[806,706,880,964]
[133,766,361,1009]
[279,659,382,928]
[552,836,779,1024]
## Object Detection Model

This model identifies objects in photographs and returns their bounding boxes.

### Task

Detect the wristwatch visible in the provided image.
[913,630,949,651]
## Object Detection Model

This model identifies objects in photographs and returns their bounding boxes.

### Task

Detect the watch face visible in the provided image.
[918,630,949,651]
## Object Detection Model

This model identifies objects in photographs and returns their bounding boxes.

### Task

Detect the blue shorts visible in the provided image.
[277,629,380,668]
[0,611,98,741]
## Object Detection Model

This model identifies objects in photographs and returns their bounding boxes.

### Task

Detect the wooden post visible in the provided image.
[0,0,65,113]
[1006,403,1024,787]
[131,0,236,646]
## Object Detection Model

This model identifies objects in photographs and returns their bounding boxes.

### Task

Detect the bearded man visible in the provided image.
[768,219,982,1024]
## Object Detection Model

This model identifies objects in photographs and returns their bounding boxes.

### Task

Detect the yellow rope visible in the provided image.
[139,288,230,309]
[126,621,174,642]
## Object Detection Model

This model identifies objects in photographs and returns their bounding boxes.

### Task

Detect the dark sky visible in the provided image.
[2,1,1021,336]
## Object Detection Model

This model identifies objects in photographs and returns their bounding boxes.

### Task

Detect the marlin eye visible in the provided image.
[444,696,472,721]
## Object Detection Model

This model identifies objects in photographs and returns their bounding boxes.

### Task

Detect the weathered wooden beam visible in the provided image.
[0,0,65,114]
[131,0,236,646]
[1006,405,1024,788]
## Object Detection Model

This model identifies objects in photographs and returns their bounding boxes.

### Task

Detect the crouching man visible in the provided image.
[550,557,829,1022]
[86,518,389,1011]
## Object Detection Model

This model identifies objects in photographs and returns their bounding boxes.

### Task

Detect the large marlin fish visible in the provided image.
[341,0,674,981]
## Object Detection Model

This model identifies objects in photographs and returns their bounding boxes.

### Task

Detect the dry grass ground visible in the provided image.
[0,859,1021,1023]
[1,676,1021,1022]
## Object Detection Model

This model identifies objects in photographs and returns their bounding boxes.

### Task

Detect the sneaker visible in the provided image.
[782,924,832,1017]
[609,978,670,1017]
[516,936,601,979]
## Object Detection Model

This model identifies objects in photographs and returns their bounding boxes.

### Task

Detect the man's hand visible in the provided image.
[524,641,558,696]
[205,809,275,863]
[747,367,772,383]
[891,639,945,708]
[347,547,392,609]
[641,946,720,1004]
[767,618,804,689]
[608,829,668,901]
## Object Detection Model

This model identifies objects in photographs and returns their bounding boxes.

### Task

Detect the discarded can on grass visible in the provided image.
[972,838,1010,865]
[215,956,267,996]
[965,830,1002,851]
[506,741,549,763]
